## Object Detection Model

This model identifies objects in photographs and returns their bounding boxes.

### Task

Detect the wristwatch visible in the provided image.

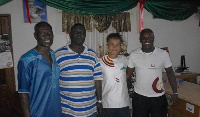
[97,100,102,103]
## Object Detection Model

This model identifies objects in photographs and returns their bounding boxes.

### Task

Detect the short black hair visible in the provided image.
[34,21,52,32]
[139,28,154,39]
[107,33,123,42]
[71,23,85,32]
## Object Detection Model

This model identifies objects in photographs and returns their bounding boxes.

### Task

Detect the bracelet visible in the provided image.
[97,100,102,103]
[173,93,178,95]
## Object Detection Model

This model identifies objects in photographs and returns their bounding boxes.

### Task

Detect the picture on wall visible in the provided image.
[23,0,47,23]
[0,34,13,69]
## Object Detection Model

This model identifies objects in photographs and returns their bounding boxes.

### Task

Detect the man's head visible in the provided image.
[139,28,155,52]
[34,21,53,48]
[70,23,86,45]
[107,33,123,57]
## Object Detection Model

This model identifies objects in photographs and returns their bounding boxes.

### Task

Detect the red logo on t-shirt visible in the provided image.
[152,77,164,93]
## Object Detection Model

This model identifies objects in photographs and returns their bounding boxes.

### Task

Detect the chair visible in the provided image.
[161,47,169,55]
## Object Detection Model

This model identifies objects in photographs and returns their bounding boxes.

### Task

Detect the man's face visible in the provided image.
[107,38,121,56]
[70,25,86,45]
[35,25,53,47]
[140,31,154,50]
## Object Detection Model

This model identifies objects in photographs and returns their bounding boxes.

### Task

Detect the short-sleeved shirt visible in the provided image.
[100,55,130,108]
[18,49,62,117]
[128,47,172,97]
[55,44,103,117]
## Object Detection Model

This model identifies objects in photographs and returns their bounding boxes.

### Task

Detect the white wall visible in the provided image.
[1,0,200,89]
[127,7,200,73]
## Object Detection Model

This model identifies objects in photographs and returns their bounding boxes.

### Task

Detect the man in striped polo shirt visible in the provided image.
[55,23,103,117]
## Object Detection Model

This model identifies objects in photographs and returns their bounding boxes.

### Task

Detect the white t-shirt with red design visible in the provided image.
[128,47,172,97]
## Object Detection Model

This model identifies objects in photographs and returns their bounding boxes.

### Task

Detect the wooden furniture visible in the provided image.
[0,14,16,93]
[161,47,200,84]
[175,73,200,84]
[0,14,23,117]
[164,81,200,117]
[161,47,169,54]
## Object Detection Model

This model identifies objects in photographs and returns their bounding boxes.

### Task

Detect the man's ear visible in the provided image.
[69,31,72,37]
[105,44,108,52]
[34,32,37,40]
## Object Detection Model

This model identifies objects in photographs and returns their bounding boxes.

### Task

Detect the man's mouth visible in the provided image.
[44,40,50,43]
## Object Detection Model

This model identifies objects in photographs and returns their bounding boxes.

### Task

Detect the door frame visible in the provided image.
[0,14,16,94]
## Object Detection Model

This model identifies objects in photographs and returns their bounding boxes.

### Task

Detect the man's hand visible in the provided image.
[97,103,103,117]
[171,94,178,107]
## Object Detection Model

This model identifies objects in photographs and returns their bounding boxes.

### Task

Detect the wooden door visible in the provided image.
[0,14,23,117]
[0,14,16,93]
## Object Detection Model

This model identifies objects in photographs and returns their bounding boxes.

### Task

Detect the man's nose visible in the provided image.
[44,33,52,38]
[145,38,151,42]
[144,37,151,42]
[77,32,83,36]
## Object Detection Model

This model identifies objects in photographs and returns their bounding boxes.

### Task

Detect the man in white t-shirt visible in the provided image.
[100,33,130,117]
[127,29,178,117]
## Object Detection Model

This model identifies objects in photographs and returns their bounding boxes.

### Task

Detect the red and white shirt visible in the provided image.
[100,55,130,108]
[128,47,172,97]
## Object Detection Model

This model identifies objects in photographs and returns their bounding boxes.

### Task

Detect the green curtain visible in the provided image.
[144,0,199,21]
[0,0,12,7]
[39,0,138,15]
[39,0,199,21]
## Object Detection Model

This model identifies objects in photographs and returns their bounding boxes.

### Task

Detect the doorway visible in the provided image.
[0,14,23,117]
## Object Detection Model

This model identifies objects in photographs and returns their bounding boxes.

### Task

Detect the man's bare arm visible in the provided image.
[126,67,135,78]
[19,93,31,117]
[165,66,178,106]
[95,80,102,116]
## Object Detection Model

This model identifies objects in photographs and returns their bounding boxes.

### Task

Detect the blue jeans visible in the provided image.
[101,106,131,117]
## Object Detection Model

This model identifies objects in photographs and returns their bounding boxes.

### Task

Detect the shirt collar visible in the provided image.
[66,43,88,54]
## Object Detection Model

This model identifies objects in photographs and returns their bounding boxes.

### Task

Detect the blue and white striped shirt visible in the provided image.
[55,44,103,117]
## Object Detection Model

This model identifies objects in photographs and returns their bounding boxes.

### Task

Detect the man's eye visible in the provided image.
[48,32,53,35]
[40,32,45,35]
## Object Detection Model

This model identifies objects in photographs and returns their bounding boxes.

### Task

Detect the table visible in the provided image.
[175,73,200,84]
[164,81,200,117]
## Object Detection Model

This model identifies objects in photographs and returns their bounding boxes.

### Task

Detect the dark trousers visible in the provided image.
[132,93,168,117]
[101,106,131,117]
